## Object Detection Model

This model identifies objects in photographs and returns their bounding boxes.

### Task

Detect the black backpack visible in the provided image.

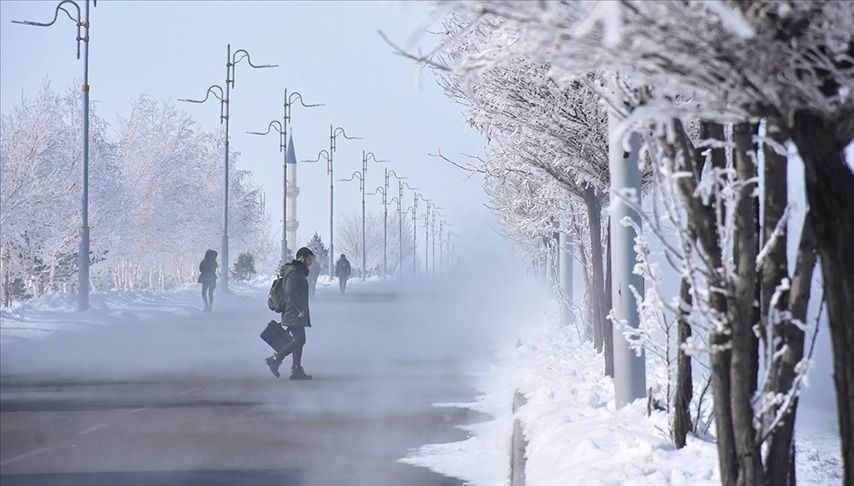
[267,274,286,312]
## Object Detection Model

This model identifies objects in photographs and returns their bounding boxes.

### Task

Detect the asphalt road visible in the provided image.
[0,278,507,485]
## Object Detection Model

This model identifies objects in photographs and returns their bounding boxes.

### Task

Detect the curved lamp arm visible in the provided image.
[247,120,283,136]
[179,84,226,124]
[333,127,361,141]
[230,48,277,88]
[178,84,225,104]
[289,92,324,108]
[365,152,390,164]
[12,0,82,58]
[387,169,406,180]
[232,49,278,69]
[367,186,386,197]
[339,171,363,183]
[303,149,331,164]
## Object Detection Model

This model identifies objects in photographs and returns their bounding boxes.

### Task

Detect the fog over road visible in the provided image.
[1,274,524,485]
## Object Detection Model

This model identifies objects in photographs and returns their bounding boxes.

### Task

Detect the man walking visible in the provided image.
[265,247,314,380]
[335,254,352,294]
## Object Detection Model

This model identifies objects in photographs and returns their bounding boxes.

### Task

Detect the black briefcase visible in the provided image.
[261,320,293,354]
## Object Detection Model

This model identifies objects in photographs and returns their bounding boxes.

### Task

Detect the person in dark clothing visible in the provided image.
[198,249,218,312]
[265,247,314,380]
[335,254,352,294]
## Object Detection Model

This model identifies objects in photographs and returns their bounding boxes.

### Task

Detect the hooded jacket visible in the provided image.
[280,260,311,327]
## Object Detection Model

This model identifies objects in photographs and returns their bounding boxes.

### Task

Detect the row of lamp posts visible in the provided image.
[12,1,456,312]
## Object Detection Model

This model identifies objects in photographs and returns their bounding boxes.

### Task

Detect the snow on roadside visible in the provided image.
[402,303,840,486]
[0,278,271,344]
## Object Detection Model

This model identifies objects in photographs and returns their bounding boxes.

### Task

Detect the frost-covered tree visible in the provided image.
[405,1,849,481]
[1,87,272,298]
[306,232,329,275]
[0,83,120,300]
[337,212,384,278]
[110,96,270,290]
[432,18,620,374]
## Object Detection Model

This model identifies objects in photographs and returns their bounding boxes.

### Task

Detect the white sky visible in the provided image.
[1,0,507,265]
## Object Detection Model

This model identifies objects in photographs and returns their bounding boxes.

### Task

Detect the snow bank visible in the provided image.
[402,303,841,486]
[0,278,270,344]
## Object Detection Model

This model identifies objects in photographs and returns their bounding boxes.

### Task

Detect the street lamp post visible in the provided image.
[340,170,366,279]
[248,90,321,264]
[415,194,431,275]
[446,231,454,270]
[340,150,385,280]
[13,0,96,311]
[366,184,387,279]
[180,44,276,292]
[305,125,359,277]
[430,206,443,274]
[439,219,450,272]
[432,211,437,274]
[412,194,418,274]
[394,181,418,278]
[420,209,430,275]
[382,169,407,280]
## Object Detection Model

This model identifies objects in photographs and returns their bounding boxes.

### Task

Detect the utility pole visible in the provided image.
[608,110,646,408]
[13,0,96,310]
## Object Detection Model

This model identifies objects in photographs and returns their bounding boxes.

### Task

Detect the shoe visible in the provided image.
[265,356,281,378]
[290,367,313,380]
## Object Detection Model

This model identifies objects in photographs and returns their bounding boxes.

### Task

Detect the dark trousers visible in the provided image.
[339,277,348,294]
[275,326,307,368]
[201,283,214,309]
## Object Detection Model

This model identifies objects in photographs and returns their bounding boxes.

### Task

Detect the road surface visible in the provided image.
[1,277,512,485]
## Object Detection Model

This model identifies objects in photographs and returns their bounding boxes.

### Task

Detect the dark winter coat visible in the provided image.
[335,258,351,279]
[280,260,311,328]
[199,260,217,286]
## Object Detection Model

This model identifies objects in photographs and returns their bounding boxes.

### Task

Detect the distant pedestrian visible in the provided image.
[335,254,352,294]
[307,258,320,297]
[198,249,218,312]
[265,247,315,380]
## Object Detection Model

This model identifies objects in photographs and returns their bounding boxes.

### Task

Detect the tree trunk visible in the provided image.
[668,120,737,485]
[765,214,816,486]
[584,187,611,376]
[575,216,595,343]
[673,273,693,449]
[729,122,763,486]
[760,123,797,486]
[791,111,854,486]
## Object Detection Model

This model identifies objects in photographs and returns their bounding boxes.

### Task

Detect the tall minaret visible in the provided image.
[286,133,299,254]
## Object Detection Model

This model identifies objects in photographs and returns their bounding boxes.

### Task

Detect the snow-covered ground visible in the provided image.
[0,275,347,344]
[2,282,842,485]
[402,302,843,486]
